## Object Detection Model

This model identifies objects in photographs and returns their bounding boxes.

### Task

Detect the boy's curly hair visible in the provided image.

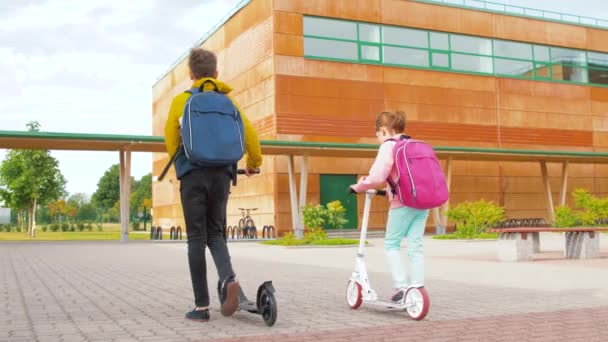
[188,48,217,79]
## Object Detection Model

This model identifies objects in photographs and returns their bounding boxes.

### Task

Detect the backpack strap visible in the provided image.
[199,79,219,92]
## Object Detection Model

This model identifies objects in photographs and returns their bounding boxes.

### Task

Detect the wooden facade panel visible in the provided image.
[499,110,592,131]
[224,0,272,47]
[591,87,608,102]
[274,11,303,35]
[497,78,590,100]
[500,94,590,116]
[451,161,499,177]
[593,117,608,132]
[275,75,384,100]
[274,33,303,57]
[450,176,500,194]
[274,0,381,22]
[232,76,275,110]
[591,101,608,116]
[587,28,608,53]
[381,0,493,37]
[275,155,374,175]
[223,18,273,82]
[544,22,588,50]
[384,83,496,109]
[594,132,608,147]
[382,67,495,92]
[275,56,385,82]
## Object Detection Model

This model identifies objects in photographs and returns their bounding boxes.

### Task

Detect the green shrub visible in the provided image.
[50,223,60,232]
[77,222,85,232]
[69,224,76,232]
[302,200,348,232]
[96,222,103,232]
[555,206,579,228]
[448,200,505,239]
[86,222,93,232]
[41,225,48,232]
[61,223,69,232]
[15,226,22,233]
[131,221,140,231]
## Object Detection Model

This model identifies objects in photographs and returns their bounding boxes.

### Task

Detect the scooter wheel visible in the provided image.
[260,288,277,327]
[346,280,362,309]
[405,286,430,320]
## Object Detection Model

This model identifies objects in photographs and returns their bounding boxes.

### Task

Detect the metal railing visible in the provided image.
[413,0,608,29]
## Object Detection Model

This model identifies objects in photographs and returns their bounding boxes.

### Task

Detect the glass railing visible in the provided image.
[413,0,608,29]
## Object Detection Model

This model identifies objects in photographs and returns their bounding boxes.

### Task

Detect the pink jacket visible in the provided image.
[351,138,404,209]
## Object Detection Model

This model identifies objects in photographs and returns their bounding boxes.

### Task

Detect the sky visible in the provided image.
[0,0,606,197]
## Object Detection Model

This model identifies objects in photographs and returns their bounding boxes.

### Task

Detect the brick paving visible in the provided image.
[1,235,607,341]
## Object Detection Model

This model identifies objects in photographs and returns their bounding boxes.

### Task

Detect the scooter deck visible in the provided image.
[363,299,408,310]
[240,300,259,314]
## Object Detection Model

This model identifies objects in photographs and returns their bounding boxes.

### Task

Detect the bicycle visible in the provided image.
[238,208,258,239]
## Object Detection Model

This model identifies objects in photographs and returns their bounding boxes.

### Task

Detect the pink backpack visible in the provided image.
[387,136,449,209]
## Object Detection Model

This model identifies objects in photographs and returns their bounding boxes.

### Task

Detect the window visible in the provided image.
[359,24,380,43]
[534,45,550,62]
[303,37,358,60]
[303,17,356,40]
[382,26,428,48]
[451,53,493,73]
[430,32,449,50]
[361,45,380,61]
[450,34,492,55]
[383,46,429,67]
[302,16,608,87]
[494,58,534,77]
[493,40,532,60]
[432,53,449,68]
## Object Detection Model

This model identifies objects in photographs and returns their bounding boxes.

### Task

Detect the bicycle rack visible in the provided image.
[170,226,176,240]
[262,225,276,239]
[155,227,163,240]
[150,226,156,240]
[176,226,182,240]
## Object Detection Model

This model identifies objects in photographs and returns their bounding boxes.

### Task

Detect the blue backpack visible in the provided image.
[180,80,245,167]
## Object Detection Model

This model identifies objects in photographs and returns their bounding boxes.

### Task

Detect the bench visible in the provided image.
[487,227,607,262]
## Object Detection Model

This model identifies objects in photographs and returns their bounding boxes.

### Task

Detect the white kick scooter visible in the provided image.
[346,189,430,320]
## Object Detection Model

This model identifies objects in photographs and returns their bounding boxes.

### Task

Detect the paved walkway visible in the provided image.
[1,233,608,341]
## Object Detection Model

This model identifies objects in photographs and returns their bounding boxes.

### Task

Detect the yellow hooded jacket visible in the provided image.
[164,77,263,179]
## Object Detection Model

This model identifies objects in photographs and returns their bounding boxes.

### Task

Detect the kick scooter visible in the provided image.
[218,168,278,327]
[345,189,430,320]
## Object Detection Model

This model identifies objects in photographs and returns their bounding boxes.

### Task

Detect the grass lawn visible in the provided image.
[432,232,498,240]
[0,223,158,241]
[260,237,362,246]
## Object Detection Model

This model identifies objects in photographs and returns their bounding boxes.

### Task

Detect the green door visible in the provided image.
[320,174,358,229]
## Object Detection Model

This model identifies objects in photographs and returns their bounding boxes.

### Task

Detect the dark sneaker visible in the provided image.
[391,288,406,302]
[220,277,240,317]
[185,308,209,322]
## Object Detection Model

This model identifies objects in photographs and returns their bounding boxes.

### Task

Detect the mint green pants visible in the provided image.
[384,206,429,289]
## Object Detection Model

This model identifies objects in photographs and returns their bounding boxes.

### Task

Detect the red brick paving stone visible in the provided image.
[213,306,608,342]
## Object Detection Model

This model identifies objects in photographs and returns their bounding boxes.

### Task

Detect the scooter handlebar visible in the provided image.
[348,188,387,196]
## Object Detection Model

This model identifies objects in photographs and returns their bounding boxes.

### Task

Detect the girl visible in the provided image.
[350,110,429,301]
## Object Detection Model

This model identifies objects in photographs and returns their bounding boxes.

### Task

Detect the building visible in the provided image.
[152,0,608,234]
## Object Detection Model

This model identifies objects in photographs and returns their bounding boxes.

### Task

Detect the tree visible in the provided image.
[92,165,120,211]
[0,122,67,236]
[130,173,151,219]
[68,192,90,208]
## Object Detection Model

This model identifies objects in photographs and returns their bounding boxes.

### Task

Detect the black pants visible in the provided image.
[180,167,235,307]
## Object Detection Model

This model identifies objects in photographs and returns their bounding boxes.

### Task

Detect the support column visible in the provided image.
[287,155,301,238]
[297,155,309,238]
[540,161,555,224]
[119,149,132,242]
[441,157,453,228]
[559,161,569,207]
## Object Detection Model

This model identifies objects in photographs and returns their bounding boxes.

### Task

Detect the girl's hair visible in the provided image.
[375,110,406,133]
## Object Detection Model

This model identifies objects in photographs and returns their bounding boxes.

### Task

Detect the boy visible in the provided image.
[164,48,262,322]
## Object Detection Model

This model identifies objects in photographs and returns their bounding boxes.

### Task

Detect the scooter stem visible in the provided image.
[358,191,374,256]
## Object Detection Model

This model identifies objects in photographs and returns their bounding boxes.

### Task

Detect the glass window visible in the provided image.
[359,24,380,43]
[552,64,589,83]
[534,45,550,62]
[450,34,492,55]
[551,47,586,66]
[383,46,429,67]
[430,32,449,50]
[534,63,552,79]
[451,53,493,73]
[303,17,357,40]
[588,67,608,85]
[493,40,532,60]
[432,53,449,68]
[361,45,380,61]
[494,58,534,77]
[382,26,428,48]
[303,37,358,60]
[588,51,608,68]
